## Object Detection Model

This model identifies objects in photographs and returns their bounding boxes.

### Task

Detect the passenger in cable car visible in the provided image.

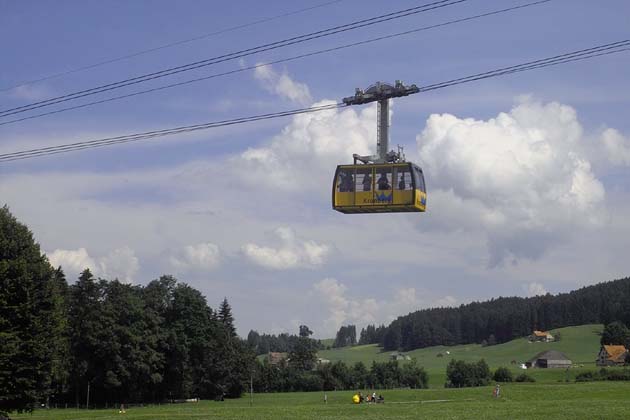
[377,172,390,190]
[398,174,406,190]
[339,172,354,192]
[362,173,372,191]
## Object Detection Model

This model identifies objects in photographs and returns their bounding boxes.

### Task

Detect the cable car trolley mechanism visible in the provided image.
[332,81,427,214]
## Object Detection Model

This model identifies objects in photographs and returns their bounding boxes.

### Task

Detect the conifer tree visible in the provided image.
[218,298,236,337]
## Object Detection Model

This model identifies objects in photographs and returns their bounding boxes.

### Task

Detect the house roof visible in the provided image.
[267,352,288,364]
[533,330,552,337]
[528,350,571,363]
[603,345,628,362]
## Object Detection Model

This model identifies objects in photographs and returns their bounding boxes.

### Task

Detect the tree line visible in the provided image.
[246,327,324,356]
[0,207,253,415]
[252,359,428,392]
[379,277,630,351]
[358,324,387,346]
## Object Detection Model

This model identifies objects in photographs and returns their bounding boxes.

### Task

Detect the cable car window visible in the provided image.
[412,167,426,192]
[376,168,392,191]
[337,169,355,192]
[355,167,372,192]
[394,167,412,191]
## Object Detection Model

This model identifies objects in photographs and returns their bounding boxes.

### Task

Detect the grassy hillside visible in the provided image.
[319,338,335,348]
[318,324,604,386]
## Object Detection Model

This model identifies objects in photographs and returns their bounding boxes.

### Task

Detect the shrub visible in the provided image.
[445,359,491,388]
[514,373,535,383]
[493,367,513,382]
[575,369,630,382]
[601,370,630,381]
[400,360,429,389]
[575,371,597,382]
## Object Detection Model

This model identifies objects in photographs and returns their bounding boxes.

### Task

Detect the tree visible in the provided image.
[67,269,106,407]
[218,298,236,338]
[247,330,261,350]
[493,367,513,382]
[333,325,356,348]
[446,359,491,388]
[350,362,369,389]
[383,325,401,351]
[299,325,313,338]
[400,359,428,388]
[48,267,71,406]
[290,326,317,371]
[376,277,630,352]
[0,206,63,415]
[601,321,630,347]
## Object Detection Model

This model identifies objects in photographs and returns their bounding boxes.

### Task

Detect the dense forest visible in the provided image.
[373,277,630,351]
[0,207,253,415]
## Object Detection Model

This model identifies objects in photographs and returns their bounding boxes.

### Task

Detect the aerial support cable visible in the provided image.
[1,39,628,164]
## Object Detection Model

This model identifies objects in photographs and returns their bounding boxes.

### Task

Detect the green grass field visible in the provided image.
[319,324,604,386]
[13,325,612,419]
[13,382,630,419]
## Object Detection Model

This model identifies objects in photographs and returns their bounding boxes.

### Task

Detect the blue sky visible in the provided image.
[1,0,630,338]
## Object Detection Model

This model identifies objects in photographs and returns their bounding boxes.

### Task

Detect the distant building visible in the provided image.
[316,357,331,365]
[529,330,555,342]
[526,350,571,368]
[596,345,628,366]
[266,352,288,365]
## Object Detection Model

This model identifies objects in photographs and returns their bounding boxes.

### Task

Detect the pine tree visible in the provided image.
[218,298,236,337]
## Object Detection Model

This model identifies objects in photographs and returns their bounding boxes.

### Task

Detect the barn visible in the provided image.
[596,345,628,366]
[526,350,572,368]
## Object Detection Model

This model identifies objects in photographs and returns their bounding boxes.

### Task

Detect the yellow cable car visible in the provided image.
[332,162,426,213]
[332,81,427,214]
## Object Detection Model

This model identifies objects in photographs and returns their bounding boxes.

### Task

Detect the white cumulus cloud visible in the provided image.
[418,98,606,265]
[254,64,312,105]
[99,246,139,283]
[169,242,221,272]
[435,295,458,308]
[47,246,139,283]
[239,101,375,192]
[242,227,329,270]
[48,248,97,276]
[523,282,547,297]
[601,128,630,166]
[313,279,457,336]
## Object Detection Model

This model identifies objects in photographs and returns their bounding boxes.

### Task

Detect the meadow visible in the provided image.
[319,324,603,386]
[12,324,617,419]
[13,382,630,420]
